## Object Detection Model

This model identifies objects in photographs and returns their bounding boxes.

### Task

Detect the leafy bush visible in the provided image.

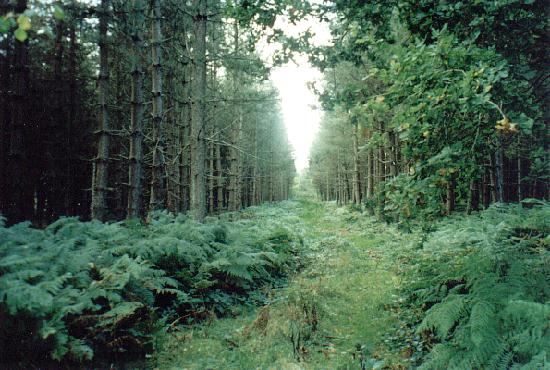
[406,203,550,369]
[0,202,304,366]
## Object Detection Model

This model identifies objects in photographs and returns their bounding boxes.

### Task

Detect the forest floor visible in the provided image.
[151,198,418,369]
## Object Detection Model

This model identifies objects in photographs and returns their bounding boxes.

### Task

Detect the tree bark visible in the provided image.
[0,28,9,217]
[446,175,456,215]
[149,0,166,212]
[482,167,491,209]
[376,121,386,218]
[127,0,145,219]
[494,146,504,203]
[467,178,480,214]
[269,151,274,202]
[51,2,65,219]
[367,147,374,199]
[517,136,523,201]
[191,0,208,221]
[352,123,362,204]
[8,0,33,223]
[228,23,242,212]
[378,121,386,184]
[388,131,397,177]
[208,128,215,213]
[91,0,110,221]
[216,133,224,211]
[366,147,374,215]
[66,17,77,215]
[181,108,191,212]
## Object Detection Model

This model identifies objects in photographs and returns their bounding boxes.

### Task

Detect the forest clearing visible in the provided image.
[0,0,548,369]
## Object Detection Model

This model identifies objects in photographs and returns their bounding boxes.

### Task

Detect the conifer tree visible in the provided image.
[91,0,110,221]
[127,0,145,219]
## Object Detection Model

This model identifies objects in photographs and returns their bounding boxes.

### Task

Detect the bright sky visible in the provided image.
[271,63,323,172]
[262,14,331,172]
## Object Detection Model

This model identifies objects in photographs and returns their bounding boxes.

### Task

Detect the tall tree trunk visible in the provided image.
[325,172,330,201]
[191,0,208,221]
[467,178,480,214]
[216,134,224,211]
[149,0,166,212]
[208,128,215,213]
[228,23,242,212]
[377,121,386,218]
[252,119,261,205]
[9,0,33,223]
[343,165,351,204]
[489,154,498,203]
[378,121,386,184]
[66,18,77,215]
[388,131,397,177]
[367,147,374,198]
[91,0,110,221]
[482,167,491,209]
[181,112,191,212]
[51,2,65,219]
[352,123,361,204]
[0,28,10,217]
[446,174,456,215]
[517,136,523,201]
[336,150,342,206]
[366,147,374,215]
[494,145,504,203]
[127,0,145,219]
[165,66,179,214]
[228,116,242,210]
[269,151,274,203]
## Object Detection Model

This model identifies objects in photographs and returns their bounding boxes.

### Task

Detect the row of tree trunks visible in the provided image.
[0,0,296,225]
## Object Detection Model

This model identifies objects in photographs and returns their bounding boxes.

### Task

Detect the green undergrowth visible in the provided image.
[153,199,550,370]
[2,198,548,369]
[0,201,304,368]
[152,200,412,369]
[396,202,550,369]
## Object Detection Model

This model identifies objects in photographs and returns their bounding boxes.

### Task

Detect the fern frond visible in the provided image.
[418,294,469,338]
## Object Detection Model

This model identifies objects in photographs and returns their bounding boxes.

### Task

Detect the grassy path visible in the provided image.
[152,199,413,369]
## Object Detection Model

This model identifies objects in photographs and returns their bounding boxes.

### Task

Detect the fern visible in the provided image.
[413,202,550,369]
[417,294,469,338]
[0,201,304,366]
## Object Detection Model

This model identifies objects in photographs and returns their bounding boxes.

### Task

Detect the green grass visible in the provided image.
[152,200,410,369]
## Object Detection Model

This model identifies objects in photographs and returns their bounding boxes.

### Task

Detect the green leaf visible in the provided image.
[16,14,31,31]
[517,113,533,135]
[14,28,28,42]
[53,5,65,21]
[0,18,9,33]
[39,325,57,339]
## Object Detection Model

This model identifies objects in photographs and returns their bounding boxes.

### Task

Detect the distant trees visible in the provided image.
[0,0,297,225]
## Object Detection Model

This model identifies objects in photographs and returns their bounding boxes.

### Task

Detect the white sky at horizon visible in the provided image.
[259,14,331,172]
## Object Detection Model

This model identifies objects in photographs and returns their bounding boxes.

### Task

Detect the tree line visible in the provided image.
[0,0,299,225]
[309,0,548,220]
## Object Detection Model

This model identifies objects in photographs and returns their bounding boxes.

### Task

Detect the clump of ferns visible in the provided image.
[411,203,550,369]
